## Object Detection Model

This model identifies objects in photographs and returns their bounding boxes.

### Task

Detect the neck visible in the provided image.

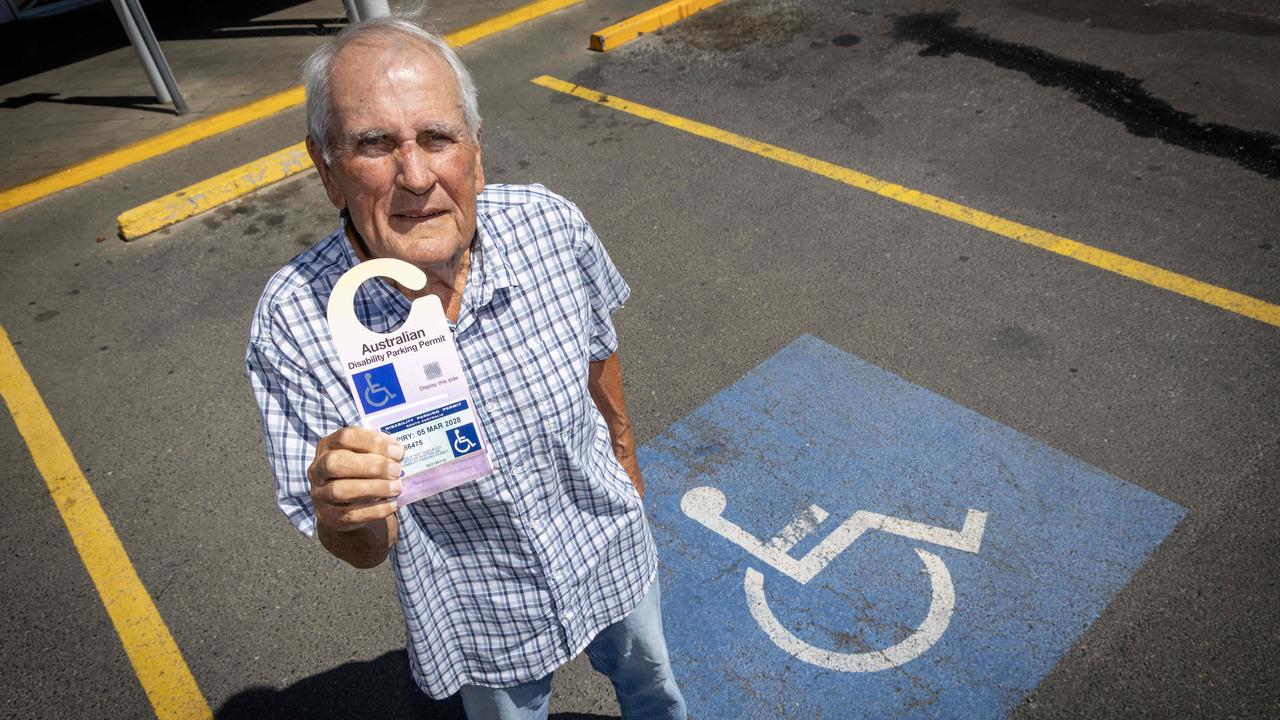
[344,214,473,322]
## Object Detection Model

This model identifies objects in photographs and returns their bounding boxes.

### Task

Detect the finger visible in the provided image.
[314,477,403,506]
[312,448,402,484]
[319,427,404,459]
[326,499,400,532]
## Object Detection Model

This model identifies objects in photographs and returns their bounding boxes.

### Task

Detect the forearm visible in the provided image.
[317,513,398,569]
[588,352,643,495]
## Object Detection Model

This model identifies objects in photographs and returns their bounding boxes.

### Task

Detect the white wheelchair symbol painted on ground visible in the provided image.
[681,486,988,672]
[362,372,397,408]
[451,428,477,454]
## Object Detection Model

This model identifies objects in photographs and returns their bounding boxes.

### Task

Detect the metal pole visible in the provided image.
[354,0,390,20]
[108,0,170,104]
[119,0,188,115]
[340,0,360,23]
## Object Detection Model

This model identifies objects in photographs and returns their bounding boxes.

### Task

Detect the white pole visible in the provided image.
[353,0,390,20]
[108,0,170,104]
[120,0,188,114]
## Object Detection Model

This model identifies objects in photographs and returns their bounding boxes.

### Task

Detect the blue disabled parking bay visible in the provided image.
[640,335,1185,719]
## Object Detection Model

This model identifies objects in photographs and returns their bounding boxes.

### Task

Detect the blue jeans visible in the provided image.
[459,580,687,720]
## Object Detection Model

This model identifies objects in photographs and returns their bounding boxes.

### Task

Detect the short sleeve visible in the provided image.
[572,217,631,362]
[246,329,344,538]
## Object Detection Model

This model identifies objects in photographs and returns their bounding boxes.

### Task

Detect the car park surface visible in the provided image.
[1,0,1277,717]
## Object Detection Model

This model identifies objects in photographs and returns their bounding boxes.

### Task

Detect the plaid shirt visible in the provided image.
[246,184,657,698]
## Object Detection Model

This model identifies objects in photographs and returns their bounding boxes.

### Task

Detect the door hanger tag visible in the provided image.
[327,258,492,507]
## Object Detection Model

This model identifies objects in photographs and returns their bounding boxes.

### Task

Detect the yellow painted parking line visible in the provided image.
[3,0,584,218]
[448,0,585,46]
[531,75,1280,329]
[119,142,311,240]
[0,86,305,215]
[0,325,212,720]
[589,0,726,51]
[117,0,585,240]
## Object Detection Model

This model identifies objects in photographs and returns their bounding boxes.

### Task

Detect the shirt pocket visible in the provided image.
[516,323,589,433]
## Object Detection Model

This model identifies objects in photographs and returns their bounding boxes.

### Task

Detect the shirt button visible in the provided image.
[562,609,574,621]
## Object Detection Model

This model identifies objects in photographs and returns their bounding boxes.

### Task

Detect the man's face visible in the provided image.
[309,39,484,269]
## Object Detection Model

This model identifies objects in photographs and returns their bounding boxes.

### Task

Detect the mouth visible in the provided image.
[392,208,447,221]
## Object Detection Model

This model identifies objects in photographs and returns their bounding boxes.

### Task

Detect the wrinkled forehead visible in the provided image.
[328,37,463,119]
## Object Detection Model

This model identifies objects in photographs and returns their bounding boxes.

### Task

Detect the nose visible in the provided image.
[395,142,435,194]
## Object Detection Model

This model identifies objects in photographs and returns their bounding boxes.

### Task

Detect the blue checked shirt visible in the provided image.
[246,184,657,698]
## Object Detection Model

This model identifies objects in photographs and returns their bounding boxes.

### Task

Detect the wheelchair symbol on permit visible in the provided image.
[362,372,398,408]
[681,486,987,672]
[451,428,477,454]
[352,363,406,414]
[447,423,482,458]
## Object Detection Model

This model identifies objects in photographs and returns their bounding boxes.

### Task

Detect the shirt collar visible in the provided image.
[454,213,516,336]
[333,207,520,333]
[467,211,518,306]
[334,205,518,289]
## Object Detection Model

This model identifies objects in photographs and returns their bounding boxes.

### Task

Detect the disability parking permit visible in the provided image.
[326,258,491,506]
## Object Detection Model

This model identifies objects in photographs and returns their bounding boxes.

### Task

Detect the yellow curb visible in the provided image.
[589,0,727,51]
[118,141,312,240]
[532,75,1280,329]
[0,324,212,720]
[0,86,305,215]
[115,0,585,240]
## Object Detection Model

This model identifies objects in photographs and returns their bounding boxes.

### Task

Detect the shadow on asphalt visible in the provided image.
[0,0,345,86]
[0,92,173,113]
[215,649,617,720]
[216,650,463,719]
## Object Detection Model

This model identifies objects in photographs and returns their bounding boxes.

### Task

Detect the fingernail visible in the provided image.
[388,461,402,478]
[390,480,403,494]
[388,443,405,461]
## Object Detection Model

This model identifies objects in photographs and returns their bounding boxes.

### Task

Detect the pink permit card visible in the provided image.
[326,258,491,507]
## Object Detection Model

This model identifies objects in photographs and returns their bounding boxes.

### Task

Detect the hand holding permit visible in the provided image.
[327,258,492,507]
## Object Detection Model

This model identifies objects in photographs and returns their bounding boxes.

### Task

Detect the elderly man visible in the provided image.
[245,15,687,720]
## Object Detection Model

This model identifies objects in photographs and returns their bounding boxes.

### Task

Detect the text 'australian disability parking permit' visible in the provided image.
[327,258,491,506]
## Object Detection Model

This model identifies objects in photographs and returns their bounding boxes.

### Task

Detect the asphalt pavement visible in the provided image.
[1,0,1277,718]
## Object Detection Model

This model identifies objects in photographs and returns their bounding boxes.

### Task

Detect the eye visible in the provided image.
[421,131,456,149]
[350,133,392,155]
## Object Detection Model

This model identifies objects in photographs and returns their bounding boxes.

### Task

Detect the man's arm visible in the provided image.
[588,351,643,498]
[308,427,404,568]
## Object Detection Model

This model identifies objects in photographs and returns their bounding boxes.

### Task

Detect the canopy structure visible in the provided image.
[3,0,392,115]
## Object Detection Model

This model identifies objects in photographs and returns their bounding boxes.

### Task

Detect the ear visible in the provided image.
[306,135,347,210]
[471,126,485,193]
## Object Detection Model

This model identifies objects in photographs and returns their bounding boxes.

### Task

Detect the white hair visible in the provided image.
[301,14,481,163]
